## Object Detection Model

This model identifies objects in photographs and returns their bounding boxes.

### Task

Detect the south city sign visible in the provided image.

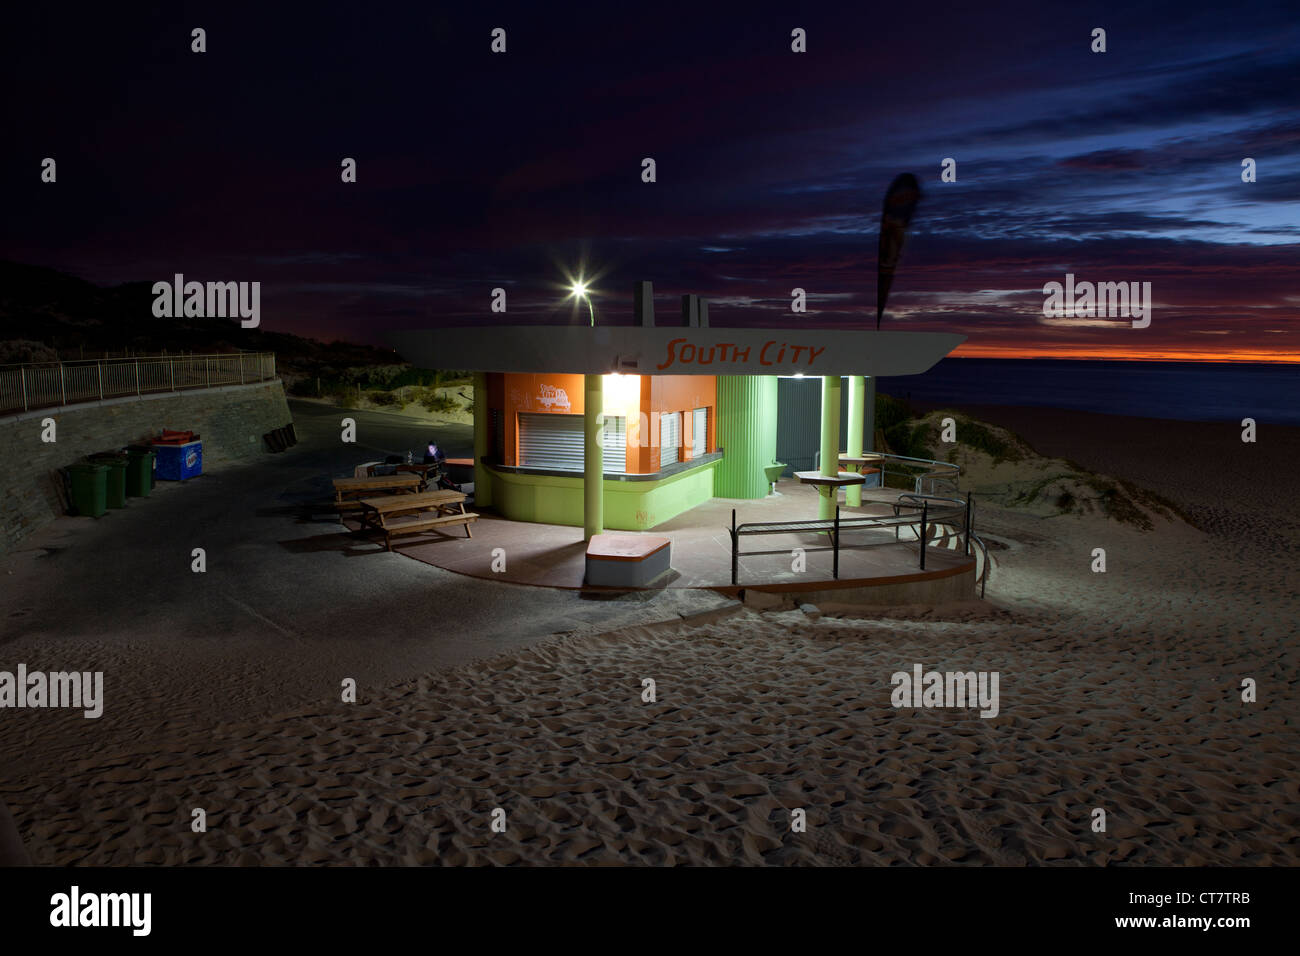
[389,327,965,377]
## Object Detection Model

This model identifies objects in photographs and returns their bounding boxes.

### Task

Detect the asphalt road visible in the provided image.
[0,400,731,772]
[288,399,475,462]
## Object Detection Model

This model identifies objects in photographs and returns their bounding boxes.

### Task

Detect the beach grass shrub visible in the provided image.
[955,419,1026,464]
[421,391,460,414]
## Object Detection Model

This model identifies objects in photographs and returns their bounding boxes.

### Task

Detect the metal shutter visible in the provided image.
[660,411,681,469]
[603,415,626,473]
[692,406,707,458]
[518,413,584,470]
[517,413,625,473]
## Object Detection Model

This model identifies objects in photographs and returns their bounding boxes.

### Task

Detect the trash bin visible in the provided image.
[68,462,109,517]
[90,454,128,508]
[125,448,155,497]
[153,440,202,481]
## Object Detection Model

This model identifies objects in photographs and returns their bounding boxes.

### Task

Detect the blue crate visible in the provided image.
[154,441,203,481]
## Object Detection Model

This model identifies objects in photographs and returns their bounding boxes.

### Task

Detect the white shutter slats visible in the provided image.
[518,412,626,473]
[660,412,681,469]
[518,413,584,470]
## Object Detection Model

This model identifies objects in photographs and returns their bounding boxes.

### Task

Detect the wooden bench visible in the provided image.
[356,490,477,551]
[585,533,672,588]
[333,474,423,509]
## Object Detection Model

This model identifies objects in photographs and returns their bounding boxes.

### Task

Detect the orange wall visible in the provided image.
[490,372,715,473]
[650,375,715,467]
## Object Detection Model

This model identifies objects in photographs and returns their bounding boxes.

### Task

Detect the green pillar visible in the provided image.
[472,371,491,508]
[584,374,604,540]
[715,375,777,498]
[864,375,876,453]
[818,375,842,520]
[846,376,864,507]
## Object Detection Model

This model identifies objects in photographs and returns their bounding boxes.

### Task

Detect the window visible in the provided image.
[603,416,627,473]
[692,406,708,458]
[659,411,681,469]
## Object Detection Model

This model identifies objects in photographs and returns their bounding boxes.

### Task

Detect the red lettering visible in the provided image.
[656,338,687,370]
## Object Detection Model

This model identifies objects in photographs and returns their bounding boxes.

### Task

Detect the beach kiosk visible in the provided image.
[388,283,963,554]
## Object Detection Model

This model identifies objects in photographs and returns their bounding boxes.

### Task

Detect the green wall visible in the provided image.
[714,374,777,498]
[487,461,717,530]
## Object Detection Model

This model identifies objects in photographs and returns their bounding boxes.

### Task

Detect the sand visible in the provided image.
[2,408,1297,865]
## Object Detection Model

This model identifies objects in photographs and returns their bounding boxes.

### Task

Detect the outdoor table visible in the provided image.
[838,454,885,475]
[355,489,475,550]
[794,470,866,503]
[356,489,466,522]
[838,454,885,488]
[393,463,436,488]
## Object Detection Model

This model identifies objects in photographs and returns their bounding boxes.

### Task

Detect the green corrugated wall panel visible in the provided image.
[714,374,777,498]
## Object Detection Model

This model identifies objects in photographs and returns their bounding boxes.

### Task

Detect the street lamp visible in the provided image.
[569,280,595,327]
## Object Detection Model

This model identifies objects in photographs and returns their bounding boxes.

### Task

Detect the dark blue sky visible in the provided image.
[3,1,1297,361]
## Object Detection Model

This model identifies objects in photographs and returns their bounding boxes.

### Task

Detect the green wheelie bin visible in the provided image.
[90,454,129,509]
[68,462,109,517]
[125,447,155,498]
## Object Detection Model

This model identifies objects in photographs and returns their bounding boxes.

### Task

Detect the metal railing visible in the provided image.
[0,353,277,415]
[727,491,974,586]
[892,492,992,597]
[868,452,961,495]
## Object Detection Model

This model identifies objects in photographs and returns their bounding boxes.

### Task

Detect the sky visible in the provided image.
[2,1,1298,362]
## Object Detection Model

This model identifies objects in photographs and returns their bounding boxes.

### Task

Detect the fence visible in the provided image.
[0,353,277,416]
[728,491,990,596]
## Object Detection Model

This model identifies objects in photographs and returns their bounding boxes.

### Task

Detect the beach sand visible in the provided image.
[3,409,1297,865]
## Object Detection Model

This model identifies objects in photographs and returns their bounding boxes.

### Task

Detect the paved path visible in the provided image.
[0,400,732,776]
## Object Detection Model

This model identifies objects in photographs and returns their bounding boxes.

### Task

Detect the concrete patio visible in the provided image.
[336,479,975,595]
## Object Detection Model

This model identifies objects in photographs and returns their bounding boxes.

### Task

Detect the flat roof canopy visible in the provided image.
[388,327,964,377]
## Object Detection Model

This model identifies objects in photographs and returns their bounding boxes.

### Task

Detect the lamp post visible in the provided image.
[569,281,595,327]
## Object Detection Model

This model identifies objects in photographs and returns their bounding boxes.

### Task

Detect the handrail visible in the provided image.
[0,352,278,415]
[0,351,265,369]
[866,452,961,495]
[728,492,978,586]
[970,532,991,599]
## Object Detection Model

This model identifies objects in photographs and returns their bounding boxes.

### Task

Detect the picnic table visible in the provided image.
[794,470,866,503]
[356,489,478,551]
[332,474,423,509]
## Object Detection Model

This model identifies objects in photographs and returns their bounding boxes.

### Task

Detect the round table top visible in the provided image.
[794,470,866,487]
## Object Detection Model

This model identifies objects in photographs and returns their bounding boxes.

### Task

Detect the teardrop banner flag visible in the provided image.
[877,173,922,329]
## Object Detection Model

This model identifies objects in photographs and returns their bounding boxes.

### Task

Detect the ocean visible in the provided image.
[878,359,1300,426]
